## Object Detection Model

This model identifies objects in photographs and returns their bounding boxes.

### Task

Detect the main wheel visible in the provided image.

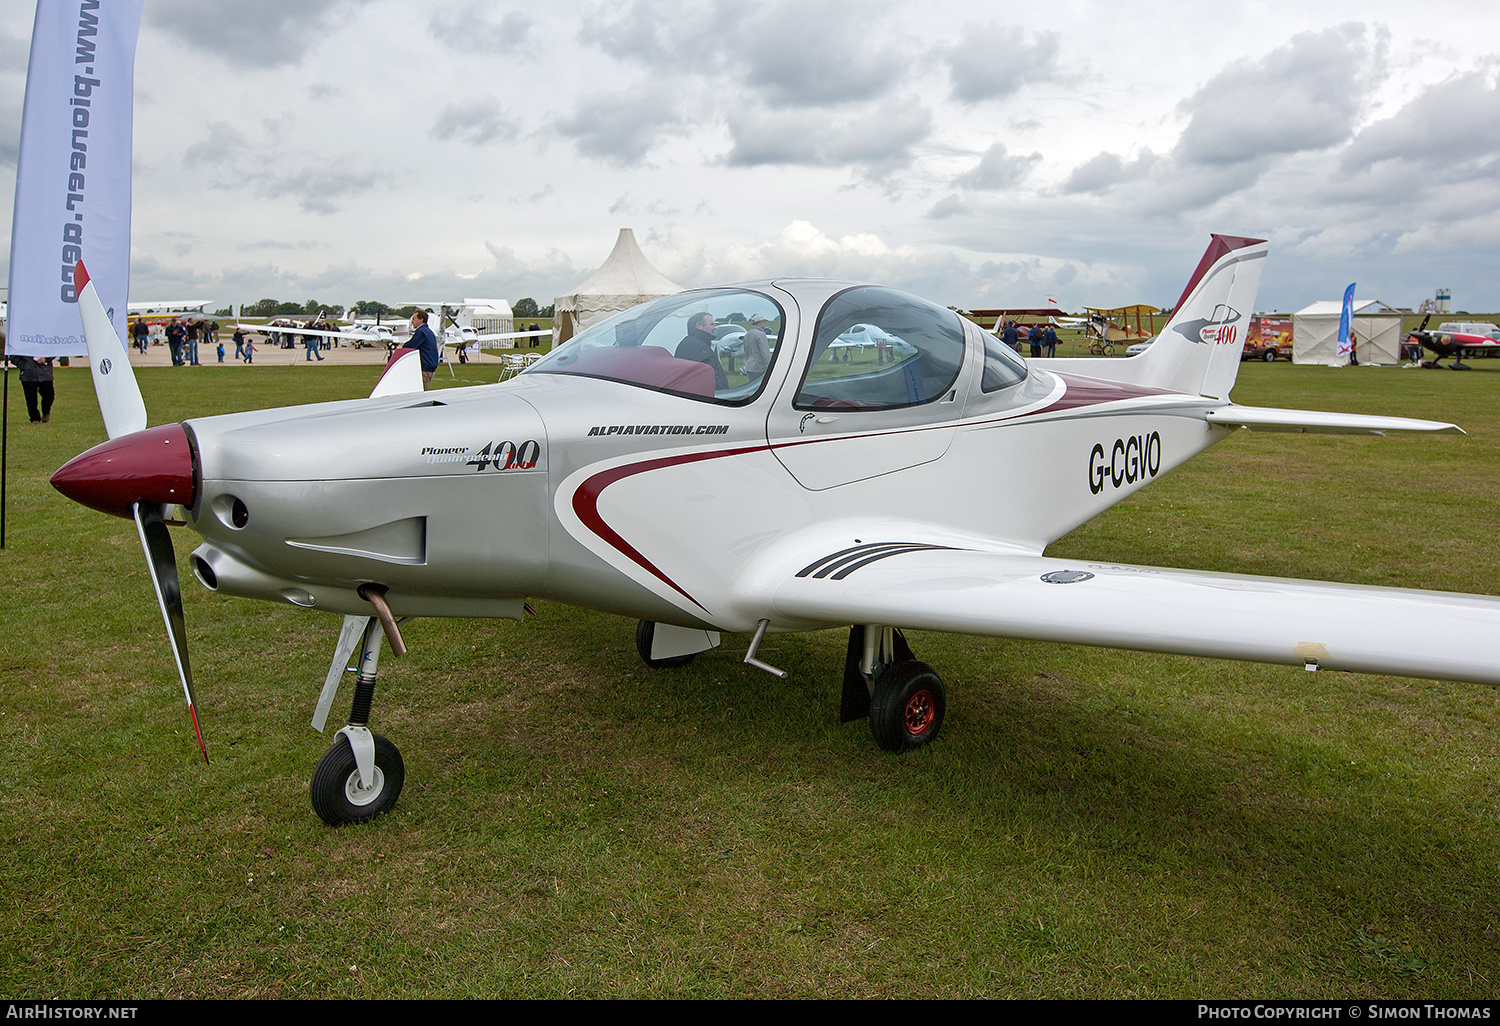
[635,619,696,669]
[310,733,405,826]
[869,661,946,752]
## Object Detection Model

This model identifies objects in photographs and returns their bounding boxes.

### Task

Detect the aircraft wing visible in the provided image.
[765,543,1500,685]
[467,330,552,344]
[237,322,392,343]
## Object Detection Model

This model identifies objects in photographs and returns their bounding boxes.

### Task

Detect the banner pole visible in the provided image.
[2,360,8,550]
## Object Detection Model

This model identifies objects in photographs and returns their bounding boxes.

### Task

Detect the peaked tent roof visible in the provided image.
[554,228,683,315]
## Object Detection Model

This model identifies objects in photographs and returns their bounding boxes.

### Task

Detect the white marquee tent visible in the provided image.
[552,228,683,346]
[1292,299,1404,367]
[460,299,514,338]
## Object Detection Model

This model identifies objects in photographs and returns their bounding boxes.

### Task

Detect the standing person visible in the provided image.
[742,314,772,379]
[674,311,728,390]
[1044,324,1059,358]
[1002,319,1020,354]
[402,309,440,389]
[529,323,540,348]
[216,340,225,363]
[166,320,185,365]
[131,317,149,354]
[1027,324,1042,359]
[185,319,201,365]
[9,353,55,424]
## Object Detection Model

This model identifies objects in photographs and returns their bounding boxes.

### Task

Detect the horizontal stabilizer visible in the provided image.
[1207,406,1464,435]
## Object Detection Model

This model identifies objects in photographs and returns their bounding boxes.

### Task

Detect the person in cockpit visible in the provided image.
[675,311,728,390]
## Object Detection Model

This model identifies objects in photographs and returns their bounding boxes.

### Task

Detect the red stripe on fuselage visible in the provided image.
[1018,374,1184,419]
[572,444,766,612]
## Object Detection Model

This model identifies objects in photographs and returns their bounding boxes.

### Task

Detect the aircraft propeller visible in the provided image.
[52,262,208,764]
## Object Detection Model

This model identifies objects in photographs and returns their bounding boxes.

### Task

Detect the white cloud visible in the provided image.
[431,98,518,146]
[940,24,1059,103]
[428,4,535,53]
[953,143,1041,190]
[1174,24,1373,166]
[147,0,379,67]
[723,97,933,179]
[554,83,689,165]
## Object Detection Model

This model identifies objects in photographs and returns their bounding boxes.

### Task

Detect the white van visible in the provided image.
[1438,322,1500,339]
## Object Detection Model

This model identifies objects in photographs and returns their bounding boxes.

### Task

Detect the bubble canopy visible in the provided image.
[526,288,787,405]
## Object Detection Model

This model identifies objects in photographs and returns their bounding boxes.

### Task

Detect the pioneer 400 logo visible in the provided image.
[1088,432,1161,494]
[1172,303,1242,347]
[467,440,540,471]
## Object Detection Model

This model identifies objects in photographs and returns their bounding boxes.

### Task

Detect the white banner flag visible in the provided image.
[7,0,144,358]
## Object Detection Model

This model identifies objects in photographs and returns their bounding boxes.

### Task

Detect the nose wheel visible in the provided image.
[310,730,405,825]
[309,604,409,825]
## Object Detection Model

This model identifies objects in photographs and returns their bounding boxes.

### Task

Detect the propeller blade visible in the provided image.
[133,500,208,765]
[74,262,147,440]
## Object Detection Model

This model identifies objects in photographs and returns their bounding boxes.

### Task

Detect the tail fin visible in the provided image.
[75,261,148,439]
[1133,235,1267,398]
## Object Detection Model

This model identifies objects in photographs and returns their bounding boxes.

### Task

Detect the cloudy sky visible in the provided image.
[3,0,1498,314]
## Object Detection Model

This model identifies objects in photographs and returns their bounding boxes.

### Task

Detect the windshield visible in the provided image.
[527,289,786,405]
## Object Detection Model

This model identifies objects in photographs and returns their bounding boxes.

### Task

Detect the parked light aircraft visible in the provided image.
[1407,315,1500,369]
[52,236,1492,827]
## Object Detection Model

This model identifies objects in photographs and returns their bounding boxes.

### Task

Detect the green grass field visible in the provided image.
[2,359,1499,998]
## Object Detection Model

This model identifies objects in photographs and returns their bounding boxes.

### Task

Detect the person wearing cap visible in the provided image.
[742,314,772,379]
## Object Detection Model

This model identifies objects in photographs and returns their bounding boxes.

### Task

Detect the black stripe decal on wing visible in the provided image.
[796,542,957,581]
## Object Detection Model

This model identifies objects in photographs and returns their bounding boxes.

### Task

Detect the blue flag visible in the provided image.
[1335,283,1356,361]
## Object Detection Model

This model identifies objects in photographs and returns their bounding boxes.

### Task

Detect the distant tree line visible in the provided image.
[512,298,554,318]
[223,297,556,320]
[240,298,335,317]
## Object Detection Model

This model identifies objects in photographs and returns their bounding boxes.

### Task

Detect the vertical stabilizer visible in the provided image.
[1132,235,1267,398]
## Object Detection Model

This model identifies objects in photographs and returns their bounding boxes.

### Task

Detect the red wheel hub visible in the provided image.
[904,689,935,734]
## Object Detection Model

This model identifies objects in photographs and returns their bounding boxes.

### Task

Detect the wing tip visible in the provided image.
[74,260,90,291]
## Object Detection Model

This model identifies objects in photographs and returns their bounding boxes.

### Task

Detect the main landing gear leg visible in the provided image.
[309,599,408,826]
[841,625,946,751]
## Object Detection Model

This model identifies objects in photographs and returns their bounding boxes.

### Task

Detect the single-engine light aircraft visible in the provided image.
[1407,314,1500,369]
[53,236,1492,826]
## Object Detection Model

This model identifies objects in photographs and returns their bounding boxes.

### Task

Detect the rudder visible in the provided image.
[1134,235,1267,398]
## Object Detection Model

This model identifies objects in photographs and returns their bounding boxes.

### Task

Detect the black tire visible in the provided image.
[310,733,405,826]
[1262,349,1276,362]
[635,619,695,669]
[869,660,946,752]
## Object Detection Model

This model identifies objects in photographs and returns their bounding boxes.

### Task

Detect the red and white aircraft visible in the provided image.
[53,237,1492,826]
[1407,315,1500,369]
